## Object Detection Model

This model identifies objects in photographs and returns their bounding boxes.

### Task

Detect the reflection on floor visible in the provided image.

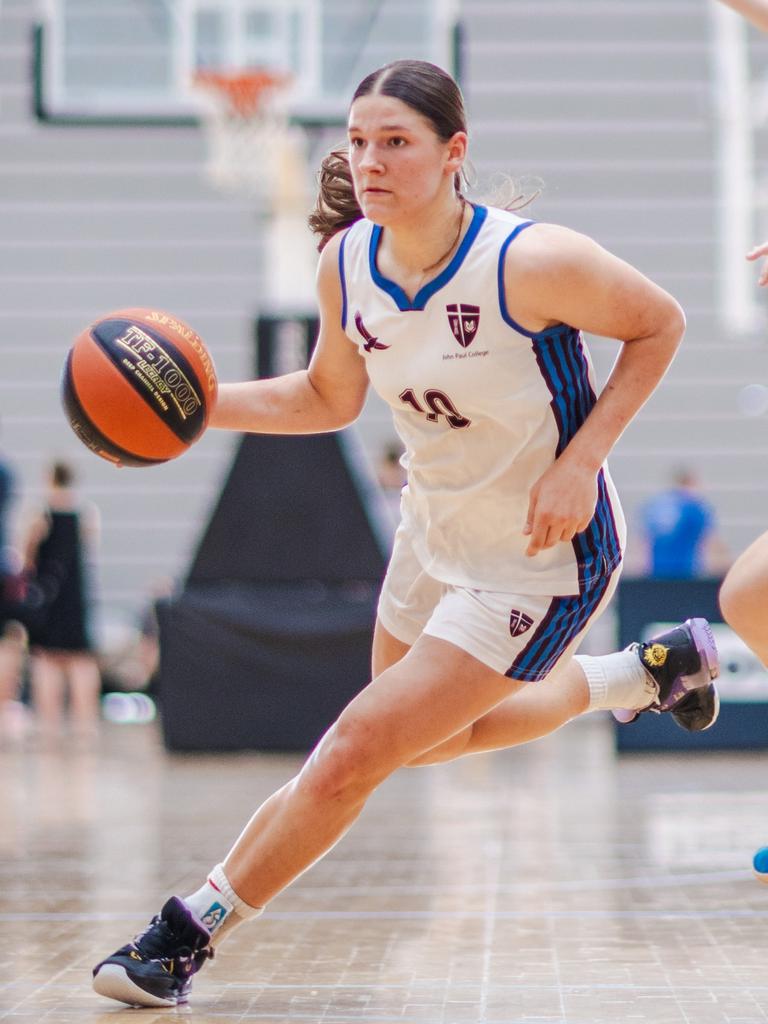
[1,714,768,1023]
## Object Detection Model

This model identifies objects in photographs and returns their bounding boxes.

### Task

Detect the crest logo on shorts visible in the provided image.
[446,303,480,348]
[509,609,534,638]
[355,311,389,352]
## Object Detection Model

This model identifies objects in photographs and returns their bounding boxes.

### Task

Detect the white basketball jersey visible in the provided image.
[339,204,625,595]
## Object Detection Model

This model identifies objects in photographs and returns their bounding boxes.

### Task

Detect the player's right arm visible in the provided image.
[210,231,369,434]
[717,0,768,32]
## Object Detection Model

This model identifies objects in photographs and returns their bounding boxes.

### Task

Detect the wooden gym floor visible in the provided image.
[2,714,768,1024]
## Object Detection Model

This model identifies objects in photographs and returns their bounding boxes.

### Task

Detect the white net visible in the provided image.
[194,68,317,309]
[194,70,306,205]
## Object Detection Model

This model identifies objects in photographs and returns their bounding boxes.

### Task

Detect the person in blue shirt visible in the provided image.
[639,467,728,578]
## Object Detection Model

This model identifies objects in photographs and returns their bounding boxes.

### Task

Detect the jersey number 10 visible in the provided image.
[399,388,471,429]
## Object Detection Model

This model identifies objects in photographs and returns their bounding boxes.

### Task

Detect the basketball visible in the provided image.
[61,307,217,467]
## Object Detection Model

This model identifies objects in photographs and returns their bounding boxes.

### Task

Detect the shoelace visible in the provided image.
[132,915,214,966]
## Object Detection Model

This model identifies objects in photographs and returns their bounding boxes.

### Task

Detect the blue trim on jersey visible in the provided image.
[339,230,349,330]
[505,560,616,682]
[497,223,574,340]
[368,203,489,311]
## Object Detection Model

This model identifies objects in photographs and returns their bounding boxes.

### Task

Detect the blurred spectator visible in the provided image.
[0,423,13,584]
[98,577,172,696]
[0,621,28,744]
[0,422,28,743]
[637,466,730,579]
[377,440,406,510]
[22,460,101,746]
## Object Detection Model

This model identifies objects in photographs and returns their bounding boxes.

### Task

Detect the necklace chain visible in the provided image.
[421,196,467,274]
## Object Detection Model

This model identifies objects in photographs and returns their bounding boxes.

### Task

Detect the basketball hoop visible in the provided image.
[193,68,298,201]
[193,67,317,308]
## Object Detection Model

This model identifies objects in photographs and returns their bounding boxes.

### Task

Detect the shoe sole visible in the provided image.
[686,617,719,683]
[92,963,180,1008]
[672,683,720,732]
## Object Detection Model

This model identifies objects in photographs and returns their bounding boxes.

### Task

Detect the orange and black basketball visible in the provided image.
[61,307,217,467]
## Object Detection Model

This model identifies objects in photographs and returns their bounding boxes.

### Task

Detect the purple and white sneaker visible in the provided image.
[613,617,720,733]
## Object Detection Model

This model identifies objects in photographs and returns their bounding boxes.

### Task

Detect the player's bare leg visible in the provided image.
[409,661,589,765]
[372,621,589,765]
[222,636,524,906]
[719,531,768,879]
[93,636,526,1006]
[399,618,719,767]
[719,529,768,666]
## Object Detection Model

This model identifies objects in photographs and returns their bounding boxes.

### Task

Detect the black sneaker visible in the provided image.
[612,618,720,732]
[92,896,212,1007]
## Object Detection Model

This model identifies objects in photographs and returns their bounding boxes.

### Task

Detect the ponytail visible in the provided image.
[307,148,362,252]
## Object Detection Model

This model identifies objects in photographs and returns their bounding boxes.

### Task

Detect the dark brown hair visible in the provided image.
[51,460,74,488]
[308,60,467,251]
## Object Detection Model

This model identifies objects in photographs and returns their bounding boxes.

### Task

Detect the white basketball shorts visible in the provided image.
[377,524,621,681]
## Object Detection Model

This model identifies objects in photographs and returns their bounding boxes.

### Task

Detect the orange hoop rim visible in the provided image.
[193,68,291,117]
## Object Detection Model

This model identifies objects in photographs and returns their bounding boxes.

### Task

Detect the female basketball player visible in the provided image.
[92,59,720,1007]
[713,0,768,879]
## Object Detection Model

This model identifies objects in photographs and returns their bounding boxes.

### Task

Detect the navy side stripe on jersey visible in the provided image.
[339,230,350,330]
[531,330,622,587]
[505,561,615,681]
[504,326,623,681]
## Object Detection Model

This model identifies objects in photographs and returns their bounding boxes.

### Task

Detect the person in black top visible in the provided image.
[23,460,101,745]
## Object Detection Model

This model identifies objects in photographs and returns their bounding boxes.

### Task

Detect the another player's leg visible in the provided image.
[719,530,768,667]
[718,530,768,879]
[93,634,525,1007]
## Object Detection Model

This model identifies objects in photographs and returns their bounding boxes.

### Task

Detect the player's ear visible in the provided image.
[445,131,468,174]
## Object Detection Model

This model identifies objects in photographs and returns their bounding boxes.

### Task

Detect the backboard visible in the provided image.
[35,0,460,128]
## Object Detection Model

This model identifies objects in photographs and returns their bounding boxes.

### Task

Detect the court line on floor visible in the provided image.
[3,906,768,922]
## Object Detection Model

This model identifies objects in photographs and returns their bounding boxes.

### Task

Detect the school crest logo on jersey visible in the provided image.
[355,311,390,352]
[446,303,480,348]
[509,609,534,638]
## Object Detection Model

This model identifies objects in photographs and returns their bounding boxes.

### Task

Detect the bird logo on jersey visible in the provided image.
[355,311,390,352]
[509,609,534,637]
[446,303,480,348]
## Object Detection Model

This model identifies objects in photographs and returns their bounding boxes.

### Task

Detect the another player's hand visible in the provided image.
[747,241,768,287]
[523,461,598,557]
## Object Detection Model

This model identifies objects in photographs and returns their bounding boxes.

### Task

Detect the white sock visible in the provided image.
[576,650,657,712]
[184,863,263,947]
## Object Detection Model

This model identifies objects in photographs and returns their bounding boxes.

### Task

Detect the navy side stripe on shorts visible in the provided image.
[505,559,615,682]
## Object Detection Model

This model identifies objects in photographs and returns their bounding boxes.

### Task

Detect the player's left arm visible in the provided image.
[503,223,686,556]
